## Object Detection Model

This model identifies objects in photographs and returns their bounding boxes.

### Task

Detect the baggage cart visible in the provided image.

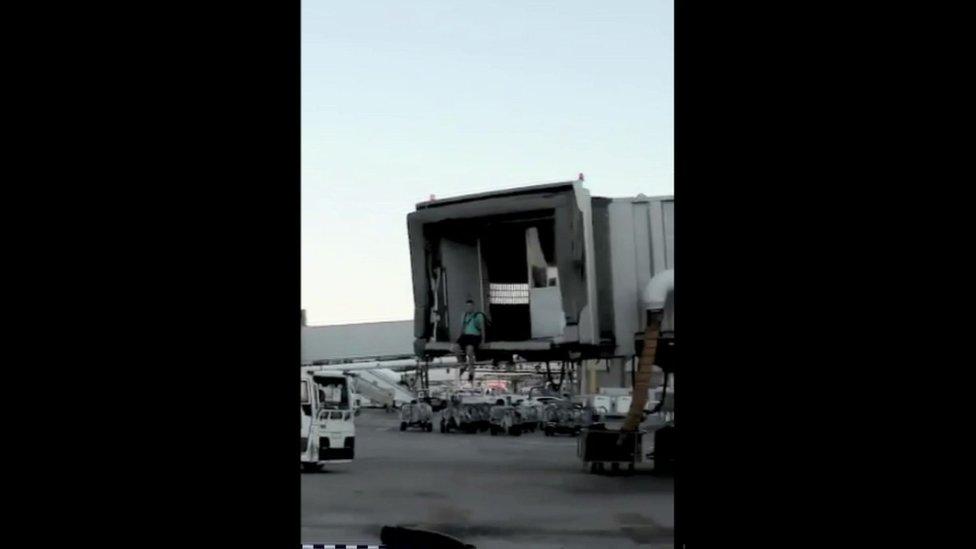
[577,424,644,475]
[399,401,434,432]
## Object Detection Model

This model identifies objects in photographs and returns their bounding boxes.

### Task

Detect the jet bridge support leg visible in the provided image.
[596,358,627,392]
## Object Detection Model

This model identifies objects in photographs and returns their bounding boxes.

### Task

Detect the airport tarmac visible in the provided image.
[301,408,674,548]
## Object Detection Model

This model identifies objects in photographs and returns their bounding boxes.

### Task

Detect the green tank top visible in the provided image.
[462,312,484,336]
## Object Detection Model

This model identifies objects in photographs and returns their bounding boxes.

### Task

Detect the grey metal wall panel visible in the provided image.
[556,184,592,339]
[608,200,640,357]
[648,201,667,275]
[440,237,482,342]
[660,198,674,332]
[591,198,615,341]
[607,195,674,357]
[406,215,430,340]
[575,184,599,345]
[634,202,655,314]
[662,199,674,270]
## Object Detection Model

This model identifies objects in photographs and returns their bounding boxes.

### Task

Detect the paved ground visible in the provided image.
[302,409,674,548]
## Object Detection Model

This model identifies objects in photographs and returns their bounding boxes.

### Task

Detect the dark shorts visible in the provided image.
[457,334,482,349]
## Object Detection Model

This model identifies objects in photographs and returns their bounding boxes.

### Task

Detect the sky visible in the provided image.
[302,0,673,326]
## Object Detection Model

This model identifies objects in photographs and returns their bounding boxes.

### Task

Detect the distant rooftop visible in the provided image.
[301,319,414,364]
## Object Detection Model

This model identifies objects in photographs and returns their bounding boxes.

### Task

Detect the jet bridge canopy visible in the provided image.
[408,180,674,363]
[407,180,599,360]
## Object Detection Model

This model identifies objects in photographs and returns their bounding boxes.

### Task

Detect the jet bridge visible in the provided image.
[407,178,673,367]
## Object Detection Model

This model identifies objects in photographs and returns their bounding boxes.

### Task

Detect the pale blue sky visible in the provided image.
[302,0,673,325]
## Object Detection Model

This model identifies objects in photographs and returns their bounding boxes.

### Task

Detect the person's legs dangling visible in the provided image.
[466,344,475,383]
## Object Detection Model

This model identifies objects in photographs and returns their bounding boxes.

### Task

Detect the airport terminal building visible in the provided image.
[301,315,414,365]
